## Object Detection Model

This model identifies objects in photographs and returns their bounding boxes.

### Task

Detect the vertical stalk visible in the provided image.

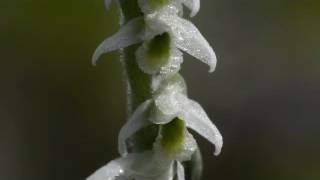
[118,0,158,153]
[118,1,203,179]
[119,0,150,112]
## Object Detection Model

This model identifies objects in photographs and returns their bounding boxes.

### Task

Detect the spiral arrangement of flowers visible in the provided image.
[87,0,223,179]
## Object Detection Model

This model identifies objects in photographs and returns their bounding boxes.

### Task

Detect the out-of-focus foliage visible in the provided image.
[0,0,319,180]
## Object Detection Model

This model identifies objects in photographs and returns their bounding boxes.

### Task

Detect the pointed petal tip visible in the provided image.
[183,0,200,18]
[208,66,215,73]
[190,3,200,17]
[213,134,223,156]
[210,48,218,73]
[91,53,99,66]
[91,17,144,67]
[189,11,197,18]
[208,52,217,73]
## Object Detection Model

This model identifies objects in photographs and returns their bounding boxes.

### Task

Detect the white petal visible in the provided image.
[149,101,176,124]
[179,99,223,155]
[150,75,187,124]
[88,151,174,180]
[189,149,203,180]
[153,73,187,95]
[159,48,183,76]
[176,161,185,180]
[92,17,144,65]
[157,14,217,72]
[118,100,152,156]
[177,131,197,161]
[104,0,112,10]
[87,158,125,180]
[126,151,173,179]
[155,93,181,116]
[182,0,200,17]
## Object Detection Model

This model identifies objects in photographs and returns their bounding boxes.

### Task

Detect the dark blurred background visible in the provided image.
[1,0,319,180]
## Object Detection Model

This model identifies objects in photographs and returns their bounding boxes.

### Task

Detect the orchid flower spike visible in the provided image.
[88,0,223,180]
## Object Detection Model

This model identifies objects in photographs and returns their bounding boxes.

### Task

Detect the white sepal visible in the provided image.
[92,17,144,65]
[165,15,216,72]
[182,0,200,17]
[87,151,174,180]
[118,100,152,156]
[181,99,223,156]
[146,11,217,72]
[87,158,125,180]
[176,161,185,180]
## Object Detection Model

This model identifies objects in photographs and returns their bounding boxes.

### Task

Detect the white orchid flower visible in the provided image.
[117,75,222,157]
[88,108,198,180]
[150,75,223,155]
[87,151,175,180]
[92,1,216,75]
[87,147,193,180]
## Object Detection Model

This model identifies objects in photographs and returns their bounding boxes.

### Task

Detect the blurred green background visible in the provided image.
[1,0,319,179]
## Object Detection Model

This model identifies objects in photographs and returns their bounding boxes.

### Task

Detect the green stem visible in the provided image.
[118,1,203,179]
[119,0,151,112]
[119,0,158,152]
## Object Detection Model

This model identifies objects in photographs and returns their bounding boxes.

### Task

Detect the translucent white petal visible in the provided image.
[156,93,180,115]
[149,101,176,124]
[127,151,174,179]
[177,131,197,161]
[156,14,217,72]
[152,90,189,126]
[138,0,182,16]
[176,161,185,180]
[104,0,112,10]
[189,149,203,180]
[159,48,183,76]
[87,158,125,180]
[150,75,187,124]
[92,17,144,65]
[88,151,174,180]
[180,99,223,155]
[182,0,200,17]
[118,100,152,156]
[153,73,187,95]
